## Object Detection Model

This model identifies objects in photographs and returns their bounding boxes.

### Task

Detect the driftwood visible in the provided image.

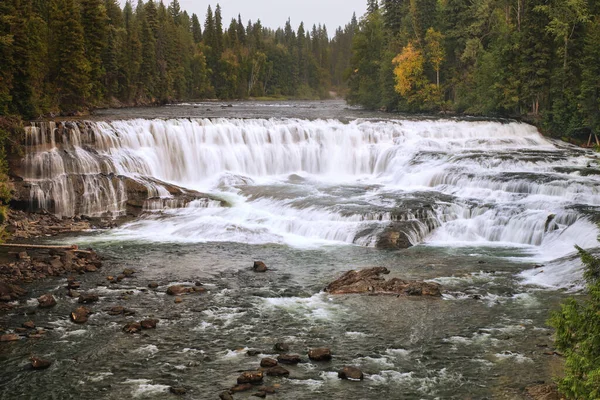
[0,243,92,254]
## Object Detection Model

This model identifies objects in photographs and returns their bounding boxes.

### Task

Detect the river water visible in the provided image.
[1,100,599,399]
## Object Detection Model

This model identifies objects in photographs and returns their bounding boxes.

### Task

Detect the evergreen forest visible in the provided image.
[349,0,600,140]
[0,0,357,118]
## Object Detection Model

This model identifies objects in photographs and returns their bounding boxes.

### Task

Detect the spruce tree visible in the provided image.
[50,0,91,112]
[80,0,109,104]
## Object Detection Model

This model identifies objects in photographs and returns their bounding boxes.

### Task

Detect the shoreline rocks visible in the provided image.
[325,267,442,297]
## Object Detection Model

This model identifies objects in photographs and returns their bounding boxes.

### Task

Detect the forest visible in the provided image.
[348,0,600,140]
[0,0,357,118]
[1,0,599,140]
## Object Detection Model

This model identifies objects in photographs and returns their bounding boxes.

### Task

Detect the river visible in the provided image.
[1,100,598,399]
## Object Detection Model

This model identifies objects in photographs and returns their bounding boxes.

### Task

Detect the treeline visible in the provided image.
[0,0,358,118]
[348,0,600,138]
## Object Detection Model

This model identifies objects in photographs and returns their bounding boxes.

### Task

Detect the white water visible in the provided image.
[23,117,600,273]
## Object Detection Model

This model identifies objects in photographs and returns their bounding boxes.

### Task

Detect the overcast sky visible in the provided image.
[124,1,366,33]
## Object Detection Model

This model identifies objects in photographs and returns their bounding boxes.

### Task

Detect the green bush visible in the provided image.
[549,246,600,399]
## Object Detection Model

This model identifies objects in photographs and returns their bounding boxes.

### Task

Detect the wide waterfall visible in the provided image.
[20,117,600,261]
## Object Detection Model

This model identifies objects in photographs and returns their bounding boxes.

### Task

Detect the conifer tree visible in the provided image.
[50,0,91,111]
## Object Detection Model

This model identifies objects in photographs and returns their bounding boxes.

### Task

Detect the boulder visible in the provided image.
[0,334,20,342]
[166,285,194,296]
[266,366,290,377]
[260,358,278,368]
[252,392,266,398]
[78,294,99,304]
[338,366,364,381]
[37,294,57,308]
[169,387,186,395]
[237,371,264,385]
[219,391,234,400]
[148,282,159,289]
[140,319,158,329]
[70,306,91,324]
[253,261,268,273]
[123,322,142,334]
[247,349,262,356]
[30,357,52,370]
[325,267,442,297]
[277,354,302,365]
[308,348,332,361]
[122,269,135,277]
[273,342,289,353]
[22,321,35,330]
[230,384,253,393]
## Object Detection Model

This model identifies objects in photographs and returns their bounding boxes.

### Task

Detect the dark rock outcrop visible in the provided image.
[325,267,442,297]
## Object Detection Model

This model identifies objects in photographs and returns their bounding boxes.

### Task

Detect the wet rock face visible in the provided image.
[325,267,442,297]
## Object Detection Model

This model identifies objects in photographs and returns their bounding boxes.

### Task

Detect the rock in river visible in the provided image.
[140,319,158,329]
[277,354,302,365]
[260,358,278,368]
[70,306,92,324]
[30,357,52,370]
[325,267,442,297]
[266,366,290,377]
[308,348,332,361]
[37,294,57,308]
[237,371,263,384]
[338,366,364,381]
[253,261,268,273]
[166,285,194,296]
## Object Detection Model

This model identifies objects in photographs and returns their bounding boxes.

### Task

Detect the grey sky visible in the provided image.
[124,1,366,33]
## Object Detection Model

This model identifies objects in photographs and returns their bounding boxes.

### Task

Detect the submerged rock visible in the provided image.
[30,357,52,370]
[219,391,234,400]
[78,294,99,304]
[166,285,194,296]
[273,342,289,353]
[266,366,290,377]
[230,384,253,393]
[277,354,301,365]
[169,386,186,395]
[308,348,332,361]
[338,366,364,381]
[325,267,442,297]
[140,319,158,329]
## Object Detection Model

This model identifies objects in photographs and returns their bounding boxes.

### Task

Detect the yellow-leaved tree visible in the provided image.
[392,42,426,97]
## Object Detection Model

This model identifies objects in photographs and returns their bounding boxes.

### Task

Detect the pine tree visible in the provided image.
[80,0,109,103]
[50,0,91,111]
[191,13,202,43]
[0,0,15,115]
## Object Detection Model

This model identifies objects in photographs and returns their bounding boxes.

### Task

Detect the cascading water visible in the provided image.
[21,117,600,263]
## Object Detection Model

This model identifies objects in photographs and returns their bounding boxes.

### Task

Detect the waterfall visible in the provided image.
[19,117,600,257]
